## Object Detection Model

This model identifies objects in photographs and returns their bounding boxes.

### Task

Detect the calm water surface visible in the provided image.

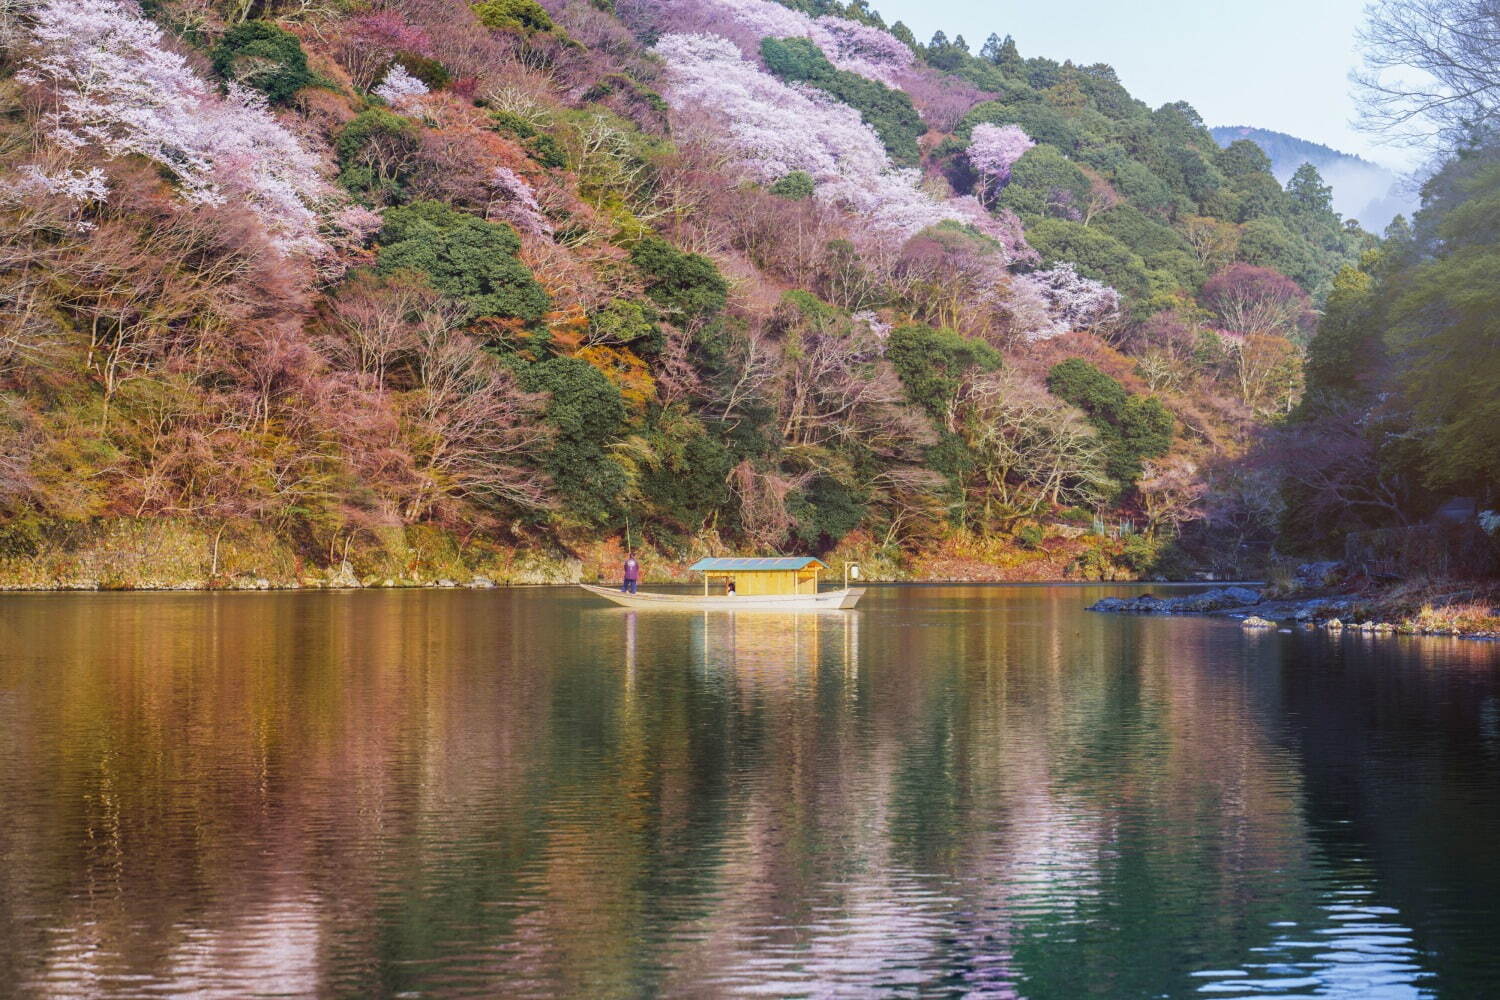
[2,585,1499,999]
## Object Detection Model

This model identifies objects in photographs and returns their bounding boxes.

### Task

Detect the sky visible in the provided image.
[873,0,1420,171]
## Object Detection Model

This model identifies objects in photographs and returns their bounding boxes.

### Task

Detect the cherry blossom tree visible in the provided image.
[623,0,913,84]
[654,33,1028,247]
[3,163,109,204]
[812,16,915,86]
[485,166,552,238]
[16,0,333,255]
[373,64,429,111]
[967,123,1034,187]
[900,67,988,131]
[1010,263,1121,340]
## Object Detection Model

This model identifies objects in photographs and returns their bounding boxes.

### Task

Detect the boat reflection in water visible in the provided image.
[611,605,861,699]
[690,608,859,686]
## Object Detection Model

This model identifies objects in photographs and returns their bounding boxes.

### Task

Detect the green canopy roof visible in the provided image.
[688,557,826,572]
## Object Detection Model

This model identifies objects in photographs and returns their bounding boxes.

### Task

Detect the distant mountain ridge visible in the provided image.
[1210,126,1414,231]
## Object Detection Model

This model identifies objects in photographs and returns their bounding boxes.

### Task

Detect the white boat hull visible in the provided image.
[578,583,864,610]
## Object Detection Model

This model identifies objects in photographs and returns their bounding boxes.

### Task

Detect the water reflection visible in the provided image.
[0,587,1496,997]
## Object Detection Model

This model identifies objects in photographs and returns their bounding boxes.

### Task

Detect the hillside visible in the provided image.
[1210,125,1413,230]
[0,1,1369,588]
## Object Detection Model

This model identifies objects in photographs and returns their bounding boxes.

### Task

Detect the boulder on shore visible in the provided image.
[1241,616,1277,629]
[1088,586,1263,616]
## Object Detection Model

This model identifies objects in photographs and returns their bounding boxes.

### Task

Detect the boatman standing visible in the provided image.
[621,552,640,594]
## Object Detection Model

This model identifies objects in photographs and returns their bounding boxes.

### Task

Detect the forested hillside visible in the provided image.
[1210,125,1413,230]
[0,0,1378,586]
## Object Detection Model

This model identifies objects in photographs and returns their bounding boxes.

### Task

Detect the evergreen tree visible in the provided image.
[1287,163,1334,217]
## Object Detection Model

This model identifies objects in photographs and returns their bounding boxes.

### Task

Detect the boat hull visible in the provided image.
[578,583,864,611]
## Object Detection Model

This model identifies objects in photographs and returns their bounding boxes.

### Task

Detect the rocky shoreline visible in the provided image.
[1088,584,1500,640]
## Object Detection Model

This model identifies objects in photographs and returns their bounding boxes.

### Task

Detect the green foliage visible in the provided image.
[760,36,924,165]
[529,133,567,169]
[588,299,664,354]
[759,35,831,79]
[789,476,867,550]
[1232,172,1291,222]
[1287,163,1333,218]
[557,108,673,222]
[1215,139,1273,180]
[639,423,732,532]
[1046,359,1174,490]
[1095,204,1190,258]
[516,357,628,525]
[1047,357,1128,413]
[1171,146,1228,207]
[1386,160,1500,493]
[1302,265,1378,406]
[629,236,729,323]
[886,323,1002,423]
[1237,217,1324,292]
[335,108,421,201]
[1151,100,1214,148]
[996,144,1091,219]
[1119,532,1160,572]
[1105,156,1182,217]
[471,0,555,33]
[376,201,550,324]
[210,21,311,105]
[1119,394,1175,464]
[1026,218,1152,299]
[926,430,976,515]
[1142,248,1203,291]
[770,171,815,199]
[1016,523,1045,549]
[582,74,669,115]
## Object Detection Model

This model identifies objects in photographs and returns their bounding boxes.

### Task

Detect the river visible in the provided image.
[1,585,1498,998]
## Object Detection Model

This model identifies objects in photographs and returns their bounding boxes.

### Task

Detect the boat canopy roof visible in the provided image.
[688,557,826,572]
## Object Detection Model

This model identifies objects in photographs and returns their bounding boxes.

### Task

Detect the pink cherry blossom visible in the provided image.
[812,16,914,87]
[373,64,429,110]
[967,123,1034,184]
[487,167,551,238]
[654,33,1030,250]
[1012,263,1121,340]
[623,0,911,85]
[16,0,332,255]
[3,163,109,203]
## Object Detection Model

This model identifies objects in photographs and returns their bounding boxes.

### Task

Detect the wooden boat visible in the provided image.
[579,557,865,610]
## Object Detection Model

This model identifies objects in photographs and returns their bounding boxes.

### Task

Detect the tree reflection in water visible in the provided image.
[1,586,1495,997]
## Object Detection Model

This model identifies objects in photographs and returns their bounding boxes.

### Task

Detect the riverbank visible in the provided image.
[1088,576,1500,640]
[0,518,1160,592]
